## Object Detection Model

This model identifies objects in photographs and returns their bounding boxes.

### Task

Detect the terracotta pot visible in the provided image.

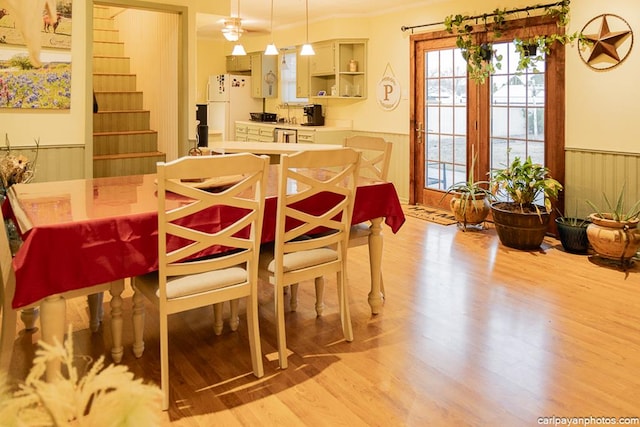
[449,192,490,228]
[555,218,590,254]
[586,214,640,261]
[490,202,550,250]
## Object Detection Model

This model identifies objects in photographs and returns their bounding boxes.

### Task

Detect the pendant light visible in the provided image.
[264,0,278,55]
[232,43,247,56]
[300,0,315,56]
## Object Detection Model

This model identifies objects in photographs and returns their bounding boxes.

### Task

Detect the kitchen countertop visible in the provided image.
[236,120,351,132]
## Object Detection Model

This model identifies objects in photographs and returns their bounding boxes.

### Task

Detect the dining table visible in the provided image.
[3,152,405,379]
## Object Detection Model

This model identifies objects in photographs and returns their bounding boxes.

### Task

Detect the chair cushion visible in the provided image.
[136,267,248,300]
[261,247,338,273]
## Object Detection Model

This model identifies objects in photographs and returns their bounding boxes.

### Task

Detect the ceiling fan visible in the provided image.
[221,0,244,42]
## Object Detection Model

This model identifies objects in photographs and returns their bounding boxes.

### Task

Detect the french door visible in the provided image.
[410,17,565,220]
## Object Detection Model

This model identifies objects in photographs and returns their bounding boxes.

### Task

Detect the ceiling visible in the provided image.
[196,0,431,39]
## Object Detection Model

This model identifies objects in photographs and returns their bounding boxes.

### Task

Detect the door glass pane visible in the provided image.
[424,48,467,191]
[490,41,546,202]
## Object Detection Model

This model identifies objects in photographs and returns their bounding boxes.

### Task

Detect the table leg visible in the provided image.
[109,280,125,363]
[367,217,384,315]
[132,288,145,358]
[87,293,104,332]
[20,308,39,331]
[40,295,66,382]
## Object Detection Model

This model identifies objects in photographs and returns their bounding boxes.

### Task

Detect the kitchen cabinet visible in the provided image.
[226,55,251,73]
[299,39,367,100]
[297,129,315,143]
[298,128,351,144]
[235,123,248,141]
[250,52,278,98]
[309,41,335,76]
[235,121,351,145]
[245,123,274,142]
[296,46,310,99]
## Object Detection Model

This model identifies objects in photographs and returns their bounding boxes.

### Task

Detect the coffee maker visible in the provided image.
[302,104,325,126]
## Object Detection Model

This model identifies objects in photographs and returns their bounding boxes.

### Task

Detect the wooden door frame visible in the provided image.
[409,16,566,222]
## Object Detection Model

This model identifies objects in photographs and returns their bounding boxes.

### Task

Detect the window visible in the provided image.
[280,48,308,104]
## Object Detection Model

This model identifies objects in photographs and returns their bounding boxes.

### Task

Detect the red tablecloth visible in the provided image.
[5,174,404,309]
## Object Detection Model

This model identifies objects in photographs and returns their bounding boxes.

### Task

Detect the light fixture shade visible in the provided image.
[232,44,247,56]
[264,43,278,55]
[300,43,315,56]
[222,29,240,42]
[221,18,243,42]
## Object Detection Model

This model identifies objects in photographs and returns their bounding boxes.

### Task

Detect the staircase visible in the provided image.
[92,6,165,178]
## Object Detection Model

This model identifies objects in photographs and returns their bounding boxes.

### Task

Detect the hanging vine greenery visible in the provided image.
[443,0,587,82]
[444,8,508,83]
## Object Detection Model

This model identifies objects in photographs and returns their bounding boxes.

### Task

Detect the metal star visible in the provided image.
[584,15,632,63]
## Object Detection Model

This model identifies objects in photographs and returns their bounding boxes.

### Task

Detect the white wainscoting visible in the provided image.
[565,148,640,219]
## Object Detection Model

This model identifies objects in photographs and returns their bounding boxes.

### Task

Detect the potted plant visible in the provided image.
[441,148,493,230]
[490,155,563,250]
[555,209,591,254]
[444,9,507,84]
[585,185,640,265]
[513,32,587,72]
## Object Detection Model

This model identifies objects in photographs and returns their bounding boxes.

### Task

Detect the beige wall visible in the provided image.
[566,0,638,153]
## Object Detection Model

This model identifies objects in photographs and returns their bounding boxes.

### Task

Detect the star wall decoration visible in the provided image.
[579,14,633,70]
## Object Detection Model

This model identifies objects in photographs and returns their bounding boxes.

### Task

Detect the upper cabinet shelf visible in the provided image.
[297,38,368,100]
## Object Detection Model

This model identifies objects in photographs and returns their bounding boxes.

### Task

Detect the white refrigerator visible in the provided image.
[207,74,262,141]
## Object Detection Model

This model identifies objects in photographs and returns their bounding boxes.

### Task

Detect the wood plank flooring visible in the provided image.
[4,217,640,426]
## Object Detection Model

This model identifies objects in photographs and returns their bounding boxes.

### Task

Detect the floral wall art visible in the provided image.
[0,0,73,109]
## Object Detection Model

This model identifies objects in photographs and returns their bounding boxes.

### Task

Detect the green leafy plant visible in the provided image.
[441,148,493,202]
[444,9,507,84]
[440,149,494,228]
[514,32,588,72]
[555,204,589,227]
[491,155,563,216]
[586,184,640,222]
[443,1,588,82]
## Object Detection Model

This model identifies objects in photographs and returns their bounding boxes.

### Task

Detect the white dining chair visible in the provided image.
[258,148,361,369]
[344,135,392,181]
[131,153,269,410]
[343,136,393,296]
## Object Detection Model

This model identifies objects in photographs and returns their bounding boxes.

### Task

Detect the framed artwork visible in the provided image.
[0,0,73,109]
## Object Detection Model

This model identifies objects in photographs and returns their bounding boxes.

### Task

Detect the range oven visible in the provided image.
[274,128,298,143]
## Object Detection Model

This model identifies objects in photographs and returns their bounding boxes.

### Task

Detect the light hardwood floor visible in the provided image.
[5,216,640,426]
